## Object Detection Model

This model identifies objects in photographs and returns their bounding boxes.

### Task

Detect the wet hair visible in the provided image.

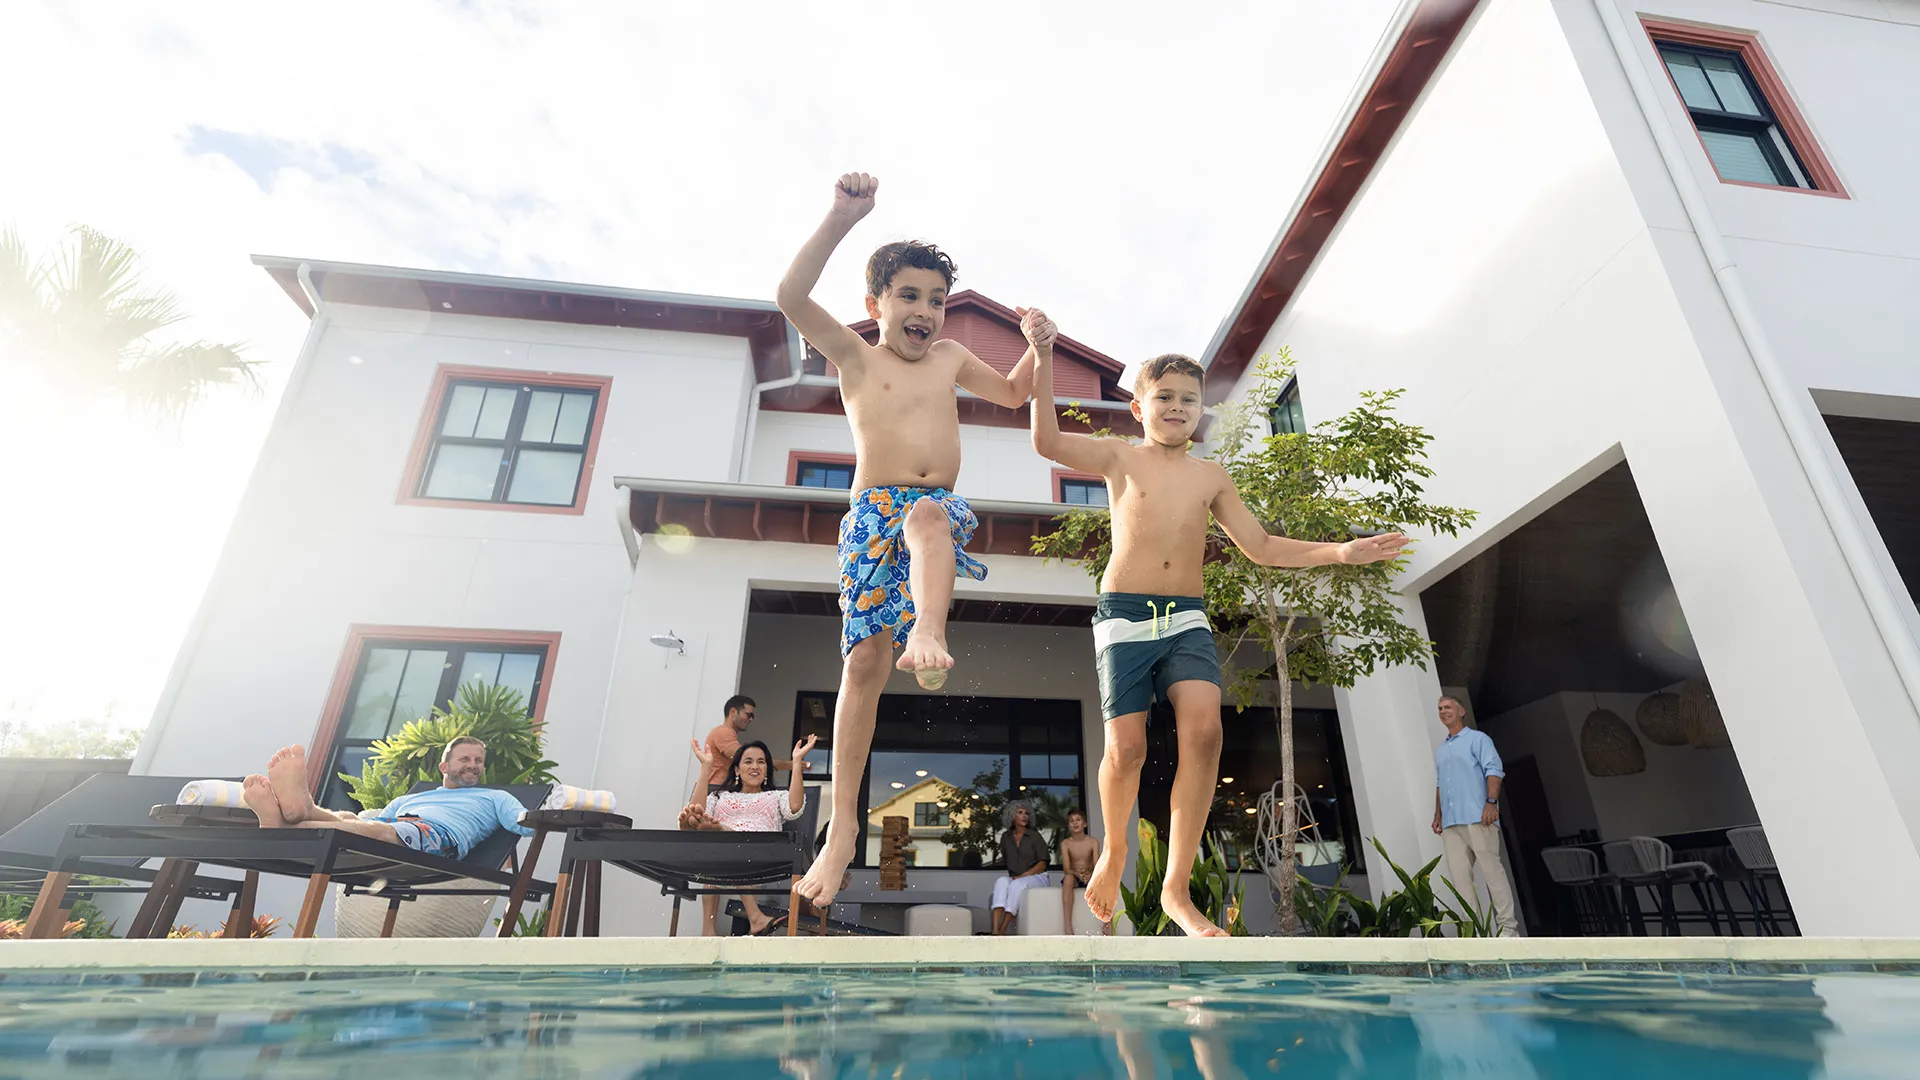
[866,240,958,298]
[1133,353,1206,397]
[441,736,485,764]
[723,694,755,717]
[725,740,774,793]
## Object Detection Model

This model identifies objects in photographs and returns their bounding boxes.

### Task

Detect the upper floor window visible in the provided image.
[1059,477,1108,507]
[788,451,857,490]
[1269,377,1305,436]
[312,628,557,810]
[797,460,854,489]
[914,801,951,828]
[1644,20,1845,197]
[402,366,613,515]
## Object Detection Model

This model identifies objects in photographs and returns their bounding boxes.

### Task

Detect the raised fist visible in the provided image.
[832,172,878,222]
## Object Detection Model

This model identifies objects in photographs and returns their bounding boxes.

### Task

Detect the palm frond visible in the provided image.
[121,340,260,418]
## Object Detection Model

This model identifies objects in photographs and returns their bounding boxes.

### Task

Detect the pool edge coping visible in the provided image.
[4,935,1918,974]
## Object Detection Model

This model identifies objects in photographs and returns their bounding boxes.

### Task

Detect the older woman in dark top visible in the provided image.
[990,803,1052,934]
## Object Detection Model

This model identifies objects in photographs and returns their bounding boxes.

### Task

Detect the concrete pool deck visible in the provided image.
[4,936,1918,981]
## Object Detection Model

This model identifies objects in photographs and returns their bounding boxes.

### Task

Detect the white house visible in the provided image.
[132,0,1919,940]
[1196,0,1920,936]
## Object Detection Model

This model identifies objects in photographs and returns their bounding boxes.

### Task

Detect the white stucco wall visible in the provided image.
[1220,0,1920,932]
[129,304,756,935]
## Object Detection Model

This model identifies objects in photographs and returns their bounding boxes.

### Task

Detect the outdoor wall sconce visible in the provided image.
[649,631,687,656]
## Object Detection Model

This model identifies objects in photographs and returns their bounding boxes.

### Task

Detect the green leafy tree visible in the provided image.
[0,225,256,417]
[1034,350,1474,933]
[0,714,142,759]
[935,759,1011,865]
[341,681,558,812]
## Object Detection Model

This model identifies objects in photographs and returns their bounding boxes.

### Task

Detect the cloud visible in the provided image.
[183,126,381,193]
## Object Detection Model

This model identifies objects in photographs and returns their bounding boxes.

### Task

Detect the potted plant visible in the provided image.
[333,681,557,938]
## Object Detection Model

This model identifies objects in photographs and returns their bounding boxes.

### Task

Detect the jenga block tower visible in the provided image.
[879,815,910,889]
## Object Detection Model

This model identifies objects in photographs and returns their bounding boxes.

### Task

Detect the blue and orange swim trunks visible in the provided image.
[837,486,988,656]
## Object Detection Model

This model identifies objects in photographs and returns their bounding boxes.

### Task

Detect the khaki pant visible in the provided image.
[1440,823,1519,936]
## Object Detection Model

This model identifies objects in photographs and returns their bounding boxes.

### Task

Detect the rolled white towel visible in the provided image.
[177,779,246,807]
[543,782,617,813]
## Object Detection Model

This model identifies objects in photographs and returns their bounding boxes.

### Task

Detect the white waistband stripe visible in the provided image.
[1094,609,1213,652]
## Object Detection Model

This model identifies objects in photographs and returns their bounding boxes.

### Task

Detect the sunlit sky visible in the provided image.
[0,0,1401,738]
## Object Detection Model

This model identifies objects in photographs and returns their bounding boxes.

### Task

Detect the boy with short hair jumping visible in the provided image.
[1027,321,1407,936]
[776,172,1041,907]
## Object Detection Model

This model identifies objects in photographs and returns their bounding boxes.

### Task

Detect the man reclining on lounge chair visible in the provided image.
[240,737,533,859]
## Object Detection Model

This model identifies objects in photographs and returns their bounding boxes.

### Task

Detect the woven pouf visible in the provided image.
[334,887,497,938]
[905,904,973,936]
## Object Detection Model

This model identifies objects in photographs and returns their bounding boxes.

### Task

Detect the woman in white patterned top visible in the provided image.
[683,734,818,935]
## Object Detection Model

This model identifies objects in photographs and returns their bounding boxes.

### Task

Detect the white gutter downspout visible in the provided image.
[733,321,807,482]
[133,263,334,773]
[1590,0,1920,720]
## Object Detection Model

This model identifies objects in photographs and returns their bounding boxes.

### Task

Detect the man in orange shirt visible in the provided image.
[692,695,802,798]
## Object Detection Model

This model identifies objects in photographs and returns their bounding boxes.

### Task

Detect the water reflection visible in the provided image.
[0,969,1904,1079]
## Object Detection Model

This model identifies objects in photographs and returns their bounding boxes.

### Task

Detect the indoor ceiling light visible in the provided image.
[915,770,928,777]
[1221,777,1234,784]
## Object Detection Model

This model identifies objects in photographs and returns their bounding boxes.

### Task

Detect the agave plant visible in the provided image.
[342,681,558,812]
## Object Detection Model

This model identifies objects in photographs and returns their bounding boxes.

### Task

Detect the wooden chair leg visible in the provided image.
[562,863,588,937]
[497,830,548,938]
[788,877,801,938]
[222,872,261,939]
[151,859,200,935]
[544,870,572,938]
[293,874,331,939]
[669,894,682,937]
[380,896,402,939]
[23,871,73,940]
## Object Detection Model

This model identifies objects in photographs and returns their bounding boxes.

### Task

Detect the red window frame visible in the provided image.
[398,364,614,515]
[1642,18,1846,198]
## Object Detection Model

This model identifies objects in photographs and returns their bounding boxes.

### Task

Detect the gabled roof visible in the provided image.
[253,255,801,383]
[847,290,1129,396]
[1196,0,1484,405]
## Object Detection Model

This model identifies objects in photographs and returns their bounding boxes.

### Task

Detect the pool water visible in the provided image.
[3,967,1917,1079]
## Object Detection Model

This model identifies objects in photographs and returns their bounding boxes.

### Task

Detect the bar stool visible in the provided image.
[1726,826,1797,936]
[1540,846,1621,935]
[1602,836,1740,936]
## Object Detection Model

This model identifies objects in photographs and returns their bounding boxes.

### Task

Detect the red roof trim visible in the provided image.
[1202,0,1484,405]
[849,289,1131,390]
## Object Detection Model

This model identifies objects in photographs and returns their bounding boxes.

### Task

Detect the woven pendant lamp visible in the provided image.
[1580,702,1646,777]
[1680,678,1731,749]
[1634,691,1687,746]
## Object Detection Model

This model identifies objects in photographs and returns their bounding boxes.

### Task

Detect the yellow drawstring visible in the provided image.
[1146,600,1178,639]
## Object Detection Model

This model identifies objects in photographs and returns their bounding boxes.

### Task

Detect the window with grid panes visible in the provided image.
[794,691,1086,869]
[1657,42,1814,189]
[1269,378,1305,436]
[795,460,855,489]
[1059,478,1108,507]
[317,639,548,809]
[419,380,599,506]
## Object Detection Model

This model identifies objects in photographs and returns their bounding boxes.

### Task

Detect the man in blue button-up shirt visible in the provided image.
[1431,695,1518,936]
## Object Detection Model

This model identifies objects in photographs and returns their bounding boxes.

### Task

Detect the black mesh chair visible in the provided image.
[1539,846,1622,936]
[548,786,832,937]
[1602,836,1740,937]
[6,774,252,939]
[42,781,555,938]
[1727,825,1797,936]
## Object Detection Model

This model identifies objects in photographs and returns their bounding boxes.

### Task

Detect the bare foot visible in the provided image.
[747,909,774,935]
[1161,886,1229,938]
[796,832,856,909]
[241,775,284,828]
[1085,846,1125,924]
[895,632,954,690]
[267,745,315,824]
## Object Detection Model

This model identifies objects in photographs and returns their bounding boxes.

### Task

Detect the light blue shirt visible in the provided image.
[358,786,534,859]
[1434,727,1504,829]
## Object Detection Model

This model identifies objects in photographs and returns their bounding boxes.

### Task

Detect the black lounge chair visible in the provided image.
[546,785,847,937]
[5,774,253,940]
[39,781,557,938]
